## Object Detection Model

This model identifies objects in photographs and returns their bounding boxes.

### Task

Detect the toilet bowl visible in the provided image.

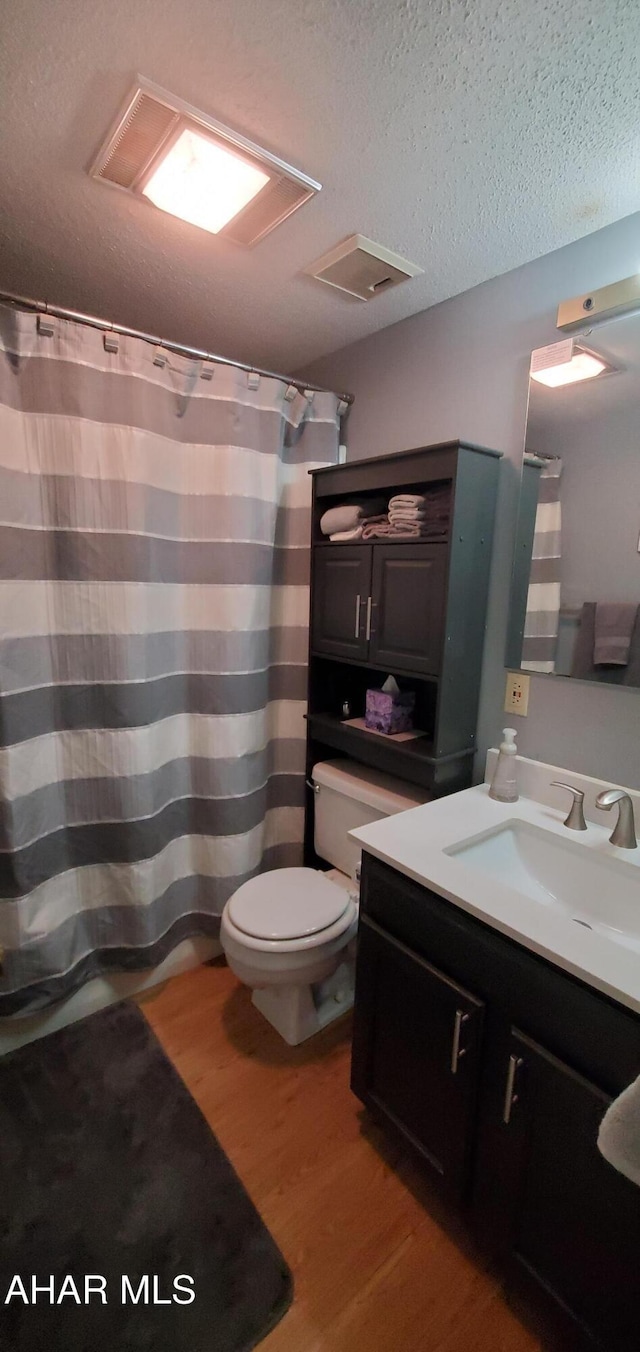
[220,759,427,1045]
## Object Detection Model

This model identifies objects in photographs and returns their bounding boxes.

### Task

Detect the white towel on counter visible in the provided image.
[598,1074,640,1187]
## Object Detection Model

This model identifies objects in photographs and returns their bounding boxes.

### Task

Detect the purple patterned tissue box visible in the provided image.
[365,688,415,734]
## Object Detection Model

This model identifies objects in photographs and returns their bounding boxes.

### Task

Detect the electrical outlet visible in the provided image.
[504,671,530,716]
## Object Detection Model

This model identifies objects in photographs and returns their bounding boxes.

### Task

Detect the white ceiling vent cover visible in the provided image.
[306,235,423,301]
[89,78,321,247]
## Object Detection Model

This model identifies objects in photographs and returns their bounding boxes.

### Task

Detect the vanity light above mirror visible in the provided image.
[530,338,615,388]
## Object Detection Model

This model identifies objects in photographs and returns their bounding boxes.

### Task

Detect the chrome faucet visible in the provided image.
[551,781,587,831]
[595,789,638,850]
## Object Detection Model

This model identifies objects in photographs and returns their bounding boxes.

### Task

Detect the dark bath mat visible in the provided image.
[0,1002,292,1351]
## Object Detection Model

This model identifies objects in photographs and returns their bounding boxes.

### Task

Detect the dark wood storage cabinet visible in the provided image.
[352,853,640,1352]
[311,546,372,661]
[312,542,447,675]
[306,441,501,807]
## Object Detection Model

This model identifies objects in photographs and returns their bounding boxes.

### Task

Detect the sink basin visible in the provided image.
[445,821,640,954]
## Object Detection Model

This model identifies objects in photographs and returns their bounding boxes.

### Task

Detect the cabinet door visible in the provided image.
[351,915,484,1201]
[311,546,372,660]
[494,1029,640,1352]
[368,543,447,675]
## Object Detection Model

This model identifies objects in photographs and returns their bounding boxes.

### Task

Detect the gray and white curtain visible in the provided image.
[521,457,562,673]
[0,306,341,1014]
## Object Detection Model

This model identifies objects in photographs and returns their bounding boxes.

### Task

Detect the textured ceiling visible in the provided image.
[1,0,639,374]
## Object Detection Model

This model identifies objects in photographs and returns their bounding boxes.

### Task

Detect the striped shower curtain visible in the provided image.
[521,457,562,673]
[0,306,341,1014]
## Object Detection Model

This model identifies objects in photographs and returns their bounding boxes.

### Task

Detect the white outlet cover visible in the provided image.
[504,671,530,716]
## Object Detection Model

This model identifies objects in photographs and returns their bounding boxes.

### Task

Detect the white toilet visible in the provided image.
[220,759,426,1044]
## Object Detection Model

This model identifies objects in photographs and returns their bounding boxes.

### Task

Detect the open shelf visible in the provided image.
[306,712,474,793]
[312,535,449,547]
[309,649,440,683]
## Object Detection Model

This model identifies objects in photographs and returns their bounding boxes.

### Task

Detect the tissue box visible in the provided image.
[365,687,415,735]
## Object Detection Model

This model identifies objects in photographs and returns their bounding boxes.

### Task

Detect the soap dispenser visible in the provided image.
[489,728,519,803]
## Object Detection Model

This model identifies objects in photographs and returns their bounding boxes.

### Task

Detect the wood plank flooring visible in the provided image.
[144,962,547,1352]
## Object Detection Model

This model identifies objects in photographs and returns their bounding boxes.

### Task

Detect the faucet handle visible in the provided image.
[551,781,587,832]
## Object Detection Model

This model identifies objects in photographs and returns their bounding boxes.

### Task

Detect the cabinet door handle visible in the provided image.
[354,594,361,638]
[365,595,372,641]
[503,1054,524,1124]
[450,1008,470,1074]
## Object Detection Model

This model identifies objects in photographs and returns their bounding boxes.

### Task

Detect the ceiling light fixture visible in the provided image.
[530,338,614,388]
[90,78,320,246]
[141,129,270,235]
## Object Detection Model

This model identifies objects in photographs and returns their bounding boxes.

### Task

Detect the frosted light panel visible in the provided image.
[531,351,607,387]
[142,129,270,234]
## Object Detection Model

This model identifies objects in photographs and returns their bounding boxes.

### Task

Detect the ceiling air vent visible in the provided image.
[306,235,423,301]
[89,78,321,246]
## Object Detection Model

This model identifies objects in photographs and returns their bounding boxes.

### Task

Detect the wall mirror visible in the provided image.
[506,310,640,687]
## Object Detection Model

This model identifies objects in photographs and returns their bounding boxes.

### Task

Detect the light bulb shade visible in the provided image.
[142,129,270,235]
[530,339,613,388]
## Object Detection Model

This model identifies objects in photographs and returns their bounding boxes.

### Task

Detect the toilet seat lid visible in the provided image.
[228,867,350,941]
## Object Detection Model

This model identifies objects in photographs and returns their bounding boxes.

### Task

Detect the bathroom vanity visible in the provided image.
[350,767,640,1352]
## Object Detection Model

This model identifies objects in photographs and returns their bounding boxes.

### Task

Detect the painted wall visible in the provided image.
[301,212,640,789]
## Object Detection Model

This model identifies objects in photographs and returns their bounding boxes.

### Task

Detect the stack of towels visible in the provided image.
[362,487,451,540]
[319,498,388,541]
[319,487,451,542]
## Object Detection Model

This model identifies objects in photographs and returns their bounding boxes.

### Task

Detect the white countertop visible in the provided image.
[350,781,640,1016]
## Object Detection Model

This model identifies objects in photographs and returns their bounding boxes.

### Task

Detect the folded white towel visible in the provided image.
[388,507,427,521]
[320,504,363,535]
[389,494,426,511]
[388,521,424,537]
[362,520,393,539]
[329,525,363,541]
[598,1074,640,1187]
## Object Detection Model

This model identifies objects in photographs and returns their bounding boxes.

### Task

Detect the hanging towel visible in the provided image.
[594,603,637,666]
[598,1075,640,1188]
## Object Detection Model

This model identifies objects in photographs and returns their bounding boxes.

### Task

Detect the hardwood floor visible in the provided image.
[144,961,547,1352]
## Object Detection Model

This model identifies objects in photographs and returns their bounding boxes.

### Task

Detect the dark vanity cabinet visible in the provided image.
[352,916,483,1200]
[352,854,640,1352]
[306,441,501,804]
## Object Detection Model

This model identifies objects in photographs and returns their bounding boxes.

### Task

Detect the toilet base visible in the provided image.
[251,960,354,1045]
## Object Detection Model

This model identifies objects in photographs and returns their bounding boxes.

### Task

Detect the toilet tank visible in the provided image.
[311,759,429,879]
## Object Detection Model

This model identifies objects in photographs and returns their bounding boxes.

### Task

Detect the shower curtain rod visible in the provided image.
[0,289,354,407]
